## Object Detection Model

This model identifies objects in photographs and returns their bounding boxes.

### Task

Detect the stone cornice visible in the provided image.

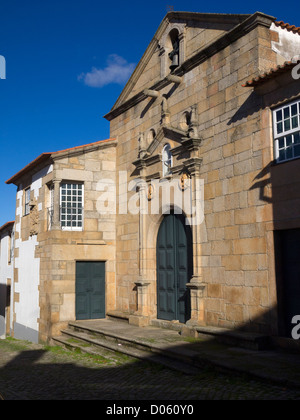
[51,139,118,161]
[133,154,161,172]
[110,18,170,111]
[172,137,203,155]
[171,158,203,176]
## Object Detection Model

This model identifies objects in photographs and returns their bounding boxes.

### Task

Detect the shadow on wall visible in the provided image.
[13,323,39,344]
[248,140,300,338]
[249,154,300,338]
[224,72,300,339]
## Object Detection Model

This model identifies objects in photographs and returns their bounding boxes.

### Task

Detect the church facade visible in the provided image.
[4,11,300,343]
[104,11,300,337]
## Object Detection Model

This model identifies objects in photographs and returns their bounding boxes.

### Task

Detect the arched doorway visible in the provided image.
[156,212,192,323]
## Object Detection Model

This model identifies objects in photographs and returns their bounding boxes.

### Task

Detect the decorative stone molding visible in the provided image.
[134,104,202,174]
[166,74,182,84]
[179,172,191,191]
[161,97,171,126]
[143,89,160,98]
[147,183,155,200]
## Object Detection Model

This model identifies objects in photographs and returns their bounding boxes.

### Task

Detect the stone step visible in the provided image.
[65,321,271,375]
[67,322,203,368]
[194,326,271,351]
[88,314,271,351]
[52,328,198,375]
[106,310,130,323]
[150,319,271,350]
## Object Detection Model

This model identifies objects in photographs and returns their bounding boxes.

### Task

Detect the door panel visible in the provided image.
[157,214,192,323]
[76,262,105,320]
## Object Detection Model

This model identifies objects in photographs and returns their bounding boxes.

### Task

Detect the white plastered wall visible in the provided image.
[271,23,300,62]
[13,165,52,343]
[0,232,13,338]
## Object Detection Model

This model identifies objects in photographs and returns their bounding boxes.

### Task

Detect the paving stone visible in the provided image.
[0,338,300,400]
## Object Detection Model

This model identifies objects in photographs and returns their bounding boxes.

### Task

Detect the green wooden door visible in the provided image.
[76,261,105,320]
[157,214,192,323]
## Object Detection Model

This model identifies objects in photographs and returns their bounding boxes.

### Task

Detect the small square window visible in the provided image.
[278,149,286,162]
[284,119,291,132]
[278,137,285,149]
[276,110,283,122]
[284,107,290,119]
[277,122,283,134]
[295,145,300,157]
[292,104,298,116]
[286,135,293,147]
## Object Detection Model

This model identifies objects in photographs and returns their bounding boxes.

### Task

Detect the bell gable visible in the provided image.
[105,12,261,120]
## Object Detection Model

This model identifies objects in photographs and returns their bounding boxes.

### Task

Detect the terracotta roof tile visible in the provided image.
[274,21,300,34]
[242,60,300,87]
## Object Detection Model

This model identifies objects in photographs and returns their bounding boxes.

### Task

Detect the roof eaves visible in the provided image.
[242,60,300,87]
[51,138,117,159]
[0,221,15,234]
[5,138,117,186]
[5,153,52,185]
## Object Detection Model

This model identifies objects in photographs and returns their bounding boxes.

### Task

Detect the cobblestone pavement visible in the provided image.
[0,338,300,401]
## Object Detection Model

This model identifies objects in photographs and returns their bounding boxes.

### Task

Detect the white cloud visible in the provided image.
[79,54,135,88]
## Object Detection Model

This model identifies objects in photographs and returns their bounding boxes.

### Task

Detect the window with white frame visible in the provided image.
[162,143,172,177]
[60,183,84,230]
[24,188,31,216]
[273,99,300,163]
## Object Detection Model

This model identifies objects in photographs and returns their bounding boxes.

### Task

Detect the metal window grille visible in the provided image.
[60,183,83,230]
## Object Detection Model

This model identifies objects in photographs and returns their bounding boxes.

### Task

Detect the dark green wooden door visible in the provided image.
[76,261,105,320]
[157,214,192,323]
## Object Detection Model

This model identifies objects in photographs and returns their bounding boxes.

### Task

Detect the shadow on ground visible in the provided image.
[1,325,300,401]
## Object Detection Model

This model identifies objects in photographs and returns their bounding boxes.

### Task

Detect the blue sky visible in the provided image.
[0,0,299,226]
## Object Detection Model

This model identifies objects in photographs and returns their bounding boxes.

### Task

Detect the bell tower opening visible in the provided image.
[168,29,180,72]
[160,23,185,79]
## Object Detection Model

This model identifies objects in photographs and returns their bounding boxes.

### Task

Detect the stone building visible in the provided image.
[6,140,117,342]
[4,10,300,343]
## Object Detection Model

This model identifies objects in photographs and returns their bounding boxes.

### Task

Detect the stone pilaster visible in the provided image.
[187,165,207,325]
[51,179,61,230]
